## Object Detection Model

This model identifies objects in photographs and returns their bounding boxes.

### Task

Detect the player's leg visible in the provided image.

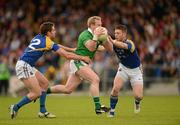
[108,75,124,117]
[10,60,42,119]
[76,66,110,114]
[35,70,56,118]
[108,64,128,117]
[130,66,143,113]
[76,66,100,96]
[10,76,41,119]
[47,73,81,94]
[132,83,143,113]
[109,74,128,117]
[46,60,82,94]
[46,61,100,106]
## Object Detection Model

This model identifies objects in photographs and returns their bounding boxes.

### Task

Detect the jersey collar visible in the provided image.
[88,28,93,35]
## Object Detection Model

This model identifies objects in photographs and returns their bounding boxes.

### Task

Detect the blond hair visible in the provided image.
[87,16,101,27]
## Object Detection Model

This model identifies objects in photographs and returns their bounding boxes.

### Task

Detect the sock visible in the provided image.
[110,95,118,111]
[135,97,142,105]
[40,91,47,113]
[93,97,101,110]
[13,96,32,112]
[46,88,51,94]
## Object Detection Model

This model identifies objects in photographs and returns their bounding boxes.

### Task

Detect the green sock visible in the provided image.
[93,97,101,110]
[46,88,51,94]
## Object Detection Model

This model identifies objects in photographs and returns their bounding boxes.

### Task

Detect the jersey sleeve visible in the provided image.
[126,39,135,53]
[79,32,92,45]
[45,37,60,51]
[52,43,60,51]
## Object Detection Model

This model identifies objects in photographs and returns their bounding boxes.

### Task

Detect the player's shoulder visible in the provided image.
[35,34,53,44]
[32,34,45,41]
[126,39,136,53]
[45,36,53,43]
[126,39,135,47]
[79,29,92,38]
[126,39,134,43]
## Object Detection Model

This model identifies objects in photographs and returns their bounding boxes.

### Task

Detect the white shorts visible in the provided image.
[15,60,37,79]
[69,60,88,74]
[116,63,143,86]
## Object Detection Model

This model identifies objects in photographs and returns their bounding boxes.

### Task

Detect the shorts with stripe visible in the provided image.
[15,60,37,79]
[116,63,143,86]
[70,60,88,74]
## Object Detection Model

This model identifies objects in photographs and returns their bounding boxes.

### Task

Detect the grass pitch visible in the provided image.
[0,95,180,125]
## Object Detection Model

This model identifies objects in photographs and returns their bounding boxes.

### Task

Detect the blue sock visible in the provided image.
[40,91,47,113]
[110,95,118,110]
[13,96,32,112]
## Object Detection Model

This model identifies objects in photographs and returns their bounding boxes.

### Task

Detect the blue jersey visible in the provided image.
[113,40,140,68]
[20,34,60,66]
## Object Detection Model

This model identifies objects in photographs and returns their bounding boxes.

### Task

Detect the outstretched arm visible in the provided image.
[55,48,91,64]
[58,44,76,53]
[101,36,113,52]
[108,36,135,53]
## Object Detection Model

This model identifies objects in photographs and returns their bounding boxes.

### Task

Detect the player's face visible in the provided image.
[115,29,126,41]
[48,26,56,39]
[92,19,102,32]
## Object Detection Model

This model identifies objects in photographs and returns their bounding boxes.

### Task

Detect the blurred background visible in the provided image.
[0,0,179,97]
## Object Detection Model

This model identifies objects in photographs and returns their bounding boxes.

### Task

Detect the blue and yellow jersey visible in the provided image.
[113,39,140,68]
[20,34,60,66]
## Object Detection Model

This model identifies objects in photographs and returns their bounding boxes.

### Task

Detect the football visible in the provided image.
[97,27,108,43]
[98,34,108,43]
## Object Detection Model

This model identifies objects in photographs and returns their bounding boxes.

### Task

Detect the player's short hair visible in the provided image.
[115,24,127,33]
[40,22,55,35]
[87,16,101,27]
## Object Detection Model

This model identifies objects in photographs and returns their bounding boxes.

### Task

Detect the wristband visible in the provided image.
[93,35,98,41]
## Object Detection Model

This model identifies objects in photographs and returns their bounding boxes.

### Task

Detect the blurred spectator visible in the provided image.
[0,56,10,96]
[0,0,179,89]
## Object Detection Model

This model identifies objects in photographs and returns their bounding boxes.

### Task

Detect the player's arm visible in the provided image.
[101,36,113,52]
[85,27,110,52]
[58,44,76,53]
[46,36,76,53]
[83,32,99,52]
[85,39,113,52]
[84,40,97,51]
[56,48,91,63]
[50,42,91,63]
[108,36,135,53]
[113,40,135,53]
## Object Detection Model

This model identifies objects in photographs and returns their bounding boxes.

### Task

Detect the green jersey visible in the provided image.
[75,29,101,59]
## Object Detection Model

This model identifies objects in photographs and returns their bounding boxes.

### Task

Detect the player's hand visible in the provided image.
[82,56,91,64]
[94,27,107,37]
[107,36,115,44]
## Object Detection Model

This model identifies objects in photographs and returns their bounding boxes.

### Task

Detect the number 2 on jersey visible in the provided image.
[28,39,41,50]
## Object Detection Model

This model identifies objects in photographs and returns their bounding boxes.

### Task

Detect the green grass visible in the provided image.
[0,95,180,125]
